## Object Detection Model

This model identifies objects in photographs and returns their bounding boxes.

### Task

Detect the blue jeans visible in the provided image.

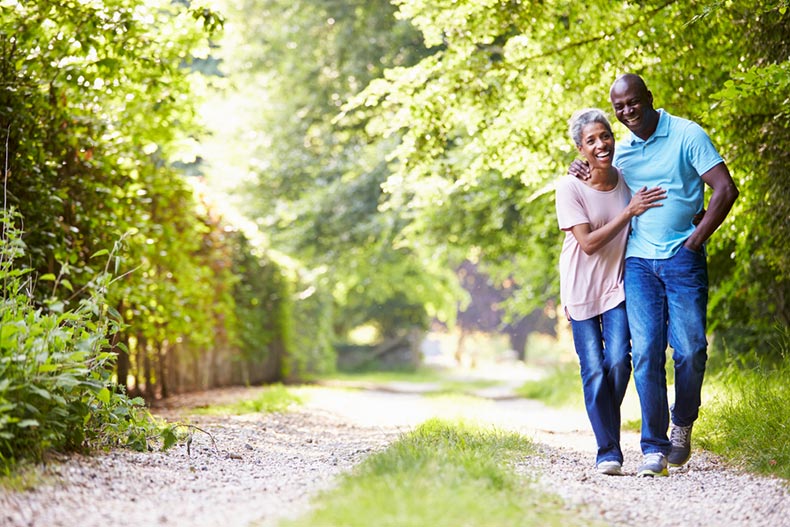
[624,247,708,455]
[570,302,632,464]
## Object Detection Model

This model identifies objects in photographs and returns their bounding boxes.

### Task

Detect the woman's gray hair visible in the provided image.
[568,108,613,147]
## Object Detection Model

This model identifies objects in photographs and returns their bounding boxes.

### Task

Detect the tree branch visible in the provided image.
[517,0,679,63]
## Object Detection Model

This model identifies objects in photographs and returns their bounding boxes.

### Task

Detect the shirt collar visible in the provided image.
[627,108,669,145]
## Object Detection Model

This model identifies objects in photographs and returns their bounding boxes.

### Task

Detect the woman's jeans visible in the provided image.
[570,302,631,464]
[624,247,708,455]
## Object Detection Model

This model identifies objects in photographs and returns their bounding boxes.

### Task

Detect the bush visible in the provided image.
[0,210,162,470]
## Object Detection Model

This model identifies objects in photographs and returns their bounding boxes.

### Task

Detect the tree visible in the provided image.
[339,0,788,356]
[1,0,301,395]
[204,0,461,347]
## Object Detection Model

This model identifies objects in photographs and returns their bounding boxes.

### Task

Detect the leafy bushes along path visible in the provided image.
[0,0,335,403]
[0,211,162,469]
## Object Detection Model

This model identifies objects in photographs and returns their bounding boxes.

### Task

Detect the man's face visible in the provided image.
[610,79,655,138]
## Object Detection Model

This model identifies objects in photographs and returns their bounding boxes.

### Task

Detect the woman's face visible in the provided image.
[577,122,615,170]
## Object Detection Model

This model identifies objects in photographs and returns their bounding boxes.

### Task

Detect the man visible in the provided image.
[573,74,739,477]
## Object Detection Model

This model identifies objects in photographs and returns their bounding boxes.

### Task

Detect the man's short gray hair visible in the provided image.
[568,108,613,147]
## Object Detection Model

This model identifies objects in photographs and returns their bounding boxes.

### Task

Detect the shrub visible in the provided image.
[0,210,163,470]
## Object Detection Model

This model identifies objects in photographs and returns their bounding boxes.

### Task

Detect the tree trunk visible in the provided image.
[158,340,169,399]
[115,332,130,392]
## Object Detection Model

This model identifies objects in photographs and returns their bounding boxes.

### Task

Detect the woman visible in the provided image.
[555,108,665,475]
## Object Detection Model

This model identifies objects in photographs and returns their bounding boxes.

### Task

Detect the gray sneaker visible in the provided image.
[637,452,668,477]
[668,424,693,467]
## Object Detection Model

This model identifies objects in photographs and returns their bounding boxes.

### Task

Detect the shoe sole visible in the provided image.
[668,455,691,468]
[637,468,669,477]
[598,468,624,476]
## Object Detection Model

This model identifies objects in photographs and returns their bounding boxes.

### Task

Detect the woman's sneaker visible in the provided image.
[668,424,693,467]
[637,452,668,477]
[596,460,624,476]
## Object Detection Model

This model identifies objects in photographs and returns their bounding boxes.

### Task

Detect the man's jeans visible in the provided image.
[625,247,709,455]
[570,302,631,464]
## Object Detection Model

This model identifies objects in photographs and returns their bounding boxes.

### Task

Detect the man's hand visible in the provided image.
[684,162,739,251]
[569,159,592,180]
[684,209,707,251]
[692,208,705,226]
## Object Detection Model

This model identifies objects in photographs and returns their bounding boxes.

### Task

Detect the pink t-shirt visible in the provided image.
[555,171,631,320]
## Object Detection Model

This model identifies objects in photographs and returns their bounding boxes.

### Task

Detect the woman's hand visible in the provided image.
[626,186,666,217]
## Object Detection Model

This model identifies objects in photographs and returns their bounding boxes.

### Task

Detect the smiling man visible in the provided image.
[606,74,739,477]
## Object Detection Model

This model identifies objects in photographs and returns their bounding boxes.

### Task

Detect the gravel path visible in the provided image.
[519,442,789,527]
[1,389,399,527]
[1,380,788,527]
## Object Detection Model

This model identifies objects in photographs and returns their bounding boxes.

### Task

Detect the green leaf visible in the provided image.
[17,419,40,428]
[97,387,111,405]
[29,385,52,400]
[127,431,148,452]
[161,425,178,450]
[90,249,110,259]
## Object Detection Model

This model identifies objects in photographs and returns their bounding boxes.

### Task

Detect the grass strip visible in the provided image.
[282,418,597,527]
[514,365,583,408]
[697,362,790,480]
[191,384,303,415]
[326,368,445,384]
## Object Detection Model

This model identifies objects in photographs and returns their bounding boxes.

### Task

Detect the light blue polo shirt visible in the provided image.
[613,109,724,259]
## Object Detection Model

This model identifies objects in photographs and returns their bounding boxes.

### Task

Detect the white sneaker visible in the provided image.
[596,460,624,476]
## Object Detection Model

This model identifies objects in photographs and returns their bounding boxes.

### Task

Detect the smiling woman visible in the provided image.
[555,108,666,476]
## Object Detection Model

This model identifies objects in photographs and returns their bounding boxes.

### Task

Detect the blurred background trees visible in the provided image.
[201,0,788,365]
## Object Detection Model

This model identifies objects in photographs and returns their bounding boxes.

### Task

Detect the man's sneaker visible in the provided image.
[596,460,624,476]
[637,453,668,477]
[668,424,693,467]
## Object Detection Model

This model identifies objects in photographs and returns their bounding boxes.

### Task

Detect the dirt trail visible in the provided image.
[1,363,788,527]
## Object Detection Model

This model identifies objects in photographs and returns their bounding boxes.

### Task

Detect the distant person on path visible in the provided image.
[571,74,739,477]
[556,108,666,476]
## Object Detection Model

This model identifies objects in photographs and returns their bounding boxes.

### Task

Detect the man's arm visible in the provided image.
[684,162,739,252]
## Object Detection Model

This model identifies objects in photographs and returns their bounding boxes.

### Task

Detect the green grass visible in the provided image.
[281,419,599,527]
[696,359,790,480]
[622,418,641,433]
[325,367,446,384]
[0,460,50,491]
[434,378,502,394]
[514,365,584,408]
[190,384,303,415]
[324,367,504,397]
